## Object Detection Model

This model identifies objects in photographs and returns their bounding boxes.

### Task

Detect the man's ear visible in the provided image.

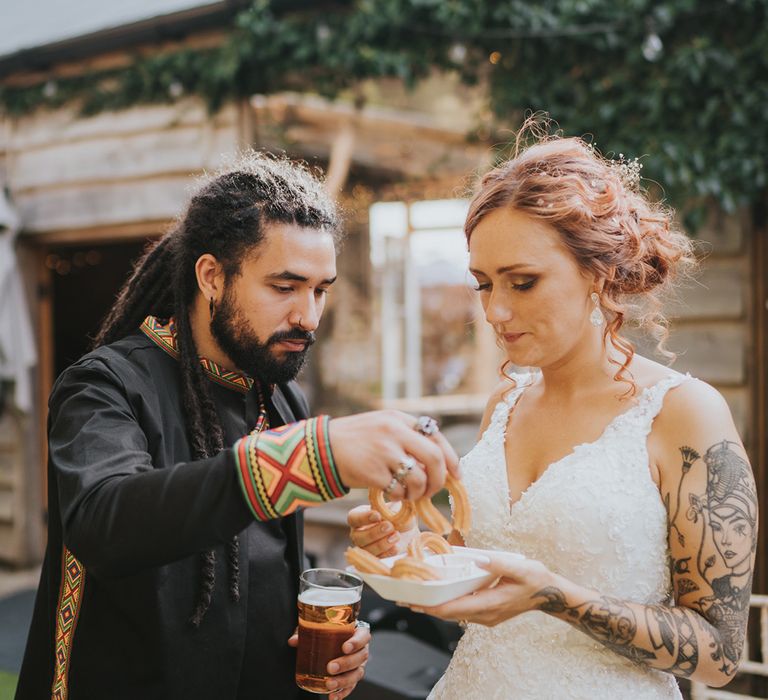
[194,253,224,301]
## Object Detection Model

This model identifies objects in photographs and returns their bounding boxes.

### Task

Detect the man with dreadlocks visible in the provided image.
[17,153,458,700]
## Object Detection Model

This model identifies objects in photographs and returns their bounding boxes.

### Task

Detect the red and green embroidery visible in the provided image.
[52,548,85,700]
[233,416,347,521]
[140,316,254,393]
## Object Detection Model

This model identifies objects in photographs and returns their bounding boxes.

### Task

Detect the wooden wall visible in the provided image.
[0,97,243,564]
[632,207,753,448]
[1,97,242,236]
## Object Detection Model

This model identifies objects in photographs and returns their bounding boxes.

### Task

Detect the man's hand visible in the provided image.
[329,410,459,500]
[288,622,371,700]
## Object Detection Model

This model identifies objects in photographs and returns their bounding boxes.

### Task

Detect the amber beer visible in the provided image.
[296,569,363,694]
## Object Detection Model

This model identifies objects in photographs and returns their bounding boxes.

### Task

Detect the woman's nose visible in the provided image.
[485,288,513,325]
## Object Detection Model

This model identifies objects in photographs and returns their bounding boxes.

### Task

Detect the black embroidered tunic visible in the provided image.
[17,318,347,699]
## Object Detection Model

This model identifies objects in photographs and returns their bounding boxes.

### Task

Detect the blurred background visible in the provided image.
[0,1,766,697]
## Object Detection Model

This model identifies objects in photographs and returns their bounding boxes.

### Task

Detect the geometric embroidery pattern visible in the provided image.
[233,416,348,521]
[140,315,254,393]
[51,548,85,700]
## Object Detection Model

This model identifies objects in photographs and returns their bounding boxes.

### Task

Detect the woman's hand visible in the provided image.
[347,504,419,558]
[288,622,371,700]
[407,552,554,627]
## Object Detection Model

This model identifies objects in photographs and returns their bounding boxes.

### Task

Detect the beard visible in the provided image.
[209,288,315,385]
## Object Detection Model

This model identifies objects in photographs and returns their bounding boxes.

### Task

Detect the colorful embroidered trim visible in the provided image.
[140,315,254,393]
[233,416,348,521]
[52,548,86,700]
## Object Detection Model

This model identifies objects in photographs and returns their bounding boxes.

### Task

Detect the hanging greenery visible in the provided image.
[1,0,766,215]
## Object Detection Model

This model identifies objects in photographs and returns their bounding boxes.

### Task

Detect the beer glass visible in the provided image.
[296,568,363,694]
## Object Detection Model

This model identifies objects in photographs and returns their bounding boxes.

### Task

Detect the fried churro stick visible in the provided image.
[414,474,471,535]
[368,488,416,531]
[446,474,471,534]
[345,546,391,576]
[407,532,453,560]
[414,498,451,535]
[390,557,439,581]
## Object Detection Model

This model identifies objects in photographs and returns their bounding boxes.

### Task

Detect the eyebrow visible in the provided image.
[469,263,536,276]
[267,271,337,286]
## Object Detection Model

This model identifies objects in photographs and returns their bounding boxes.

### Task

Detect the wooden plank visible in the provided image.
[631,322,746,385]
[0,522,20,563]
[4,98,237,151]
[667,258,746,320]
[751,205,767,595]
[0,488,12,524]
[252,94,492,178]
[696,206,749,255]
[3,29,227,88]
[31,220,168,245]
[720,387,751,445]
[9,123,238,190]
[17,175,196,232]
[37,247,52,509]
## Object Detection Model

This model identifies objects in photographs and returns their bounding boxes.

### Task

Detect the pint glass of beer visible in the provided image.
[296,568,363,694]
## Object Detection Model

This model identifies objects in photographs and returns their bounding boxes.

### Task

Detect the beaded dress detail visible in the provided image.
[429,372,689,700]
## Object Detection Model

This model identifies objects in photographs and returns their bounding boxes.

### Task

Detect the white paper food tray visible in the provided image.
[347,546,509,607]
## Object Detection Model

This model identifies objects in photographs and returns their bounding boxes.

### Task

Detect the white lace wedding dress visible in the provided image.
[429,372,688,700]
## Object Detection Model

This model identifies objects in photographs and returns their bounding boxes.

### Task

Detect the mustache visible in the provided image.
[268,329,316,346]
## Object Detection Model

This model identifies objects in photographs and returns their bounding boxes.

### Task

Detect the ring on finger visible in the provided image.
[383,476,399,497]
[414,415,439,437]
[394,455,417,486]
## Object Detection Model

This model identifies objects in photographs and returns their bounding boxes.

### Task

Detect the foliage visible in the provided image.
[0,670,17,699]
[1,0,766,212]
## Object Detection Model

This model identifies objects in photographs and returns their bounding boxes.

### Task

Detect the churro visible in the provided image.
[368,488,416,531]
[345,546,391,576]
[390,557,439,581]
[407,532,453,561]
[446,473,471,533]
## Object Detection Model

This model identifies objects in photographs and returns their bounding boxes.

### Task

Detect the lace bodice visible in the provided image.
[430,372,688,700]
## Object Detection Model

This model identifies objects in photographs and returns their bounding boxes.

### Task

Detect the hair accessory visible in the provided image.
[612,153,643,191]
[590,292,605,327]
[583,141,643,191]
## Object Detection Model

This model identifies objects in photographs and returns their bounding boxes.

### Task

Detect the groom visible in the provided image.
[17,155,456,699]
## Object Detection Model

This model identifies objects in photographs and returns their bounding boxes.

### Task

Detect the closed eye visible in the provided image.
[514,279,536,291]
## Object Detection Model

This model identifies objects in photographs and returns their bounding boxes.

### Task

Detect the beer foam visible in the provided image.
[299,588,361,606]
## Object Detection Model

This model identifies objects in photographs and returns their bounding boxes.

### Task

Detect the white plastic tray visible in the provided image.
[347,546,503,607]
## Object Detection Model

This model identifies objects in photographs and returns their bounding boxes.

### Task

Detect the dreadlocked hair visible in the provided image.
[93,152,340,626]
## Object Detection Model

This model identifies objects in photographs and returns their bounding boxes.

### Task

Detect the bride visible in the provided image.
[348,125,757,698]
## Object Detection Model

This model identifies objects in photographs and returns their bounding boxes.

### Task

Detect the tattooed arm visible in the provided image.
[533,380,757,687]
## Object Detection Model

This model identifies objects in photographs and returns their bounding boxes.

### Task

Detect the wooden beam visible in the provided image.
[26,220,168,246]
[35,247,52,510]
[751,200,768,595]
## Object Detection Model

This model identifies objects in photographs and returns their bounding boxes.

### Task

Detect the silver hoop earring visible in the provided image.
[590,292,605,327]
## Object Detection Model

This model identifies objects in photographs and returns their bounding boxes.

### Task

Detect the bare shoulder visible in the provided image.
[649,372,747,489]
[653,376,736,439]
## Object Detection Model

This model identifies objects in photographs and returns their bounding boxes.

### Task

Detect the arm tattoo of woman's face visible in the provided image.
[532,440,756,679]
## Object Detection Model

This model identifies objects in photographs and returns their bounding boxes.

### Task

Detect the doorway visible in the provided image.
[47,239,152,378]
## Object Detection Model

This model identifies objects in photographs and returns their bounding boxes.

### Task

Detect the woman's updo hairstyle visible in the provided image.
[465,117,696,393]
